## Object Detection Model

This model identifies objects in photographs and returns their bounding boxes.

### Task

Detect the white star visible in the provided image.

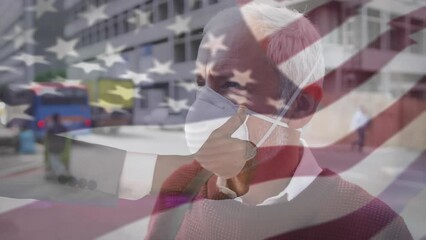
[47,38,79,60]
[177,81,199,92]
[108,85,143,101]
[104,43,126,55]
[160,98,189,112]
[37,87,63,96]
[6,104,33,121]
[148,59,175,75]
[128,9,151,29]
[97,43,126,67]
[72,62,105,74]
[61,79,83,87]
[80,5,108,26]
[201,33,228,57]
[0,66,18,74]
[13,53,48,66]
[192,61,216,79]
[99,54,126,67]
[2,26,22,41]
[120,70,152,85]
[27,0,57,19]
[11,82,41,90]
[55,76,80,82]
[167,15,191,35]
[14,28,36,48]
[230,70,256,87]
[90,99,123,113]
[266,97,284,111]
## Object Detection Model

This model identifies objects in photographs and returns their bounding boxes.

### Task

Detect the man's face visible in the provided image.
[202,23,284,116]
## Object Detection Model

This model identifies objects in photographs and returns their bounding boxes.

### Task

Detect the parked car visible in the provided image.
[0,124,19,153]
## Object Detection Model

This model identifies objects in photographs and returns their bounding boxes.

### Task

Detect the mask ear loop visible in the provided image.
[255,56,321,148]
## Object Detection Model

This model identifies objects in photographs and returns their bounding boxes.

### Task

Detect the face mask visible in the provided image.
[185,56,321,154]
[185,86,249,154]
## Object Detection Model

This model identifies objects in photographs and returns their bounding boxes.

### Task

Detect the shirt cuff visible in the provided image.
[216,177,238,199]
[119,152,157,200]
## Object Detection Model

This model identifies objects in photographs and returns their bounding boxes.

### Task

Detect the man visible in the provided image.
[0,2,412,239]
[351,105,370,152]
[143,3,412,240]
[46,113,71,183]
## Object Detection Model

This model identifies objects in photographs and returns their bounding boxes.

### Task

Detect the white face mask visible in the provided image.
[185,56,321,154]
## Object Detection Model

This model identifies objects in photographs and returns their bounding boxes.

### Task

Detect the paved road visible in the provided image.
[0,126,424,239]
[0,145,44,178]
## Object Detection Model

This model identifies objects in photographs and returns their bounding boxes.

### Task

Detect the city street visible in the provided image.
[0,126,425,239]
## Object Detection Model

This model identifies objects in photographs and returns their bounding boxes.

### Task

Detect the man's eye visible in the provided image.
[221,81,242,89]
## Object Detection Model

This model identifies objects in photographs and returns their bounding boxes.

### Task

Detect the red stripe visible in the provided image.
[317,6,426,110]
[0,196,157,240]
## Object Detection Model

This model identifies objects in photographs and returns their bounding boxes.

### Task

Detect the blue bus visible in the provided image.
[2,83,92,139]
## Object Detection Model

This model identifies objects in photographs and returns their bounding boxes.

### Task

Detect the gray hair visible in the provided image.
[202,2,325,101]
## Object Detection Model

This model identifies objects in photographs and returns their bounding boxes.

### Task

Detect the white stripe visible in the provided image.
[0,197,36,214]
[95,216,151,240]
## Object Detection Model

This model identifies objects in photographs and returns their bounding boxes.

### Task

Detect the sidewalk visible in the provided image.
[0,144,44,178]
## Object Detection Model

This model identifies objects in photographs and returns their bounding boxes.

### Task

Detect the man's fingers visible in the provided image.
[214,105,247,137]
[244,141,257,161]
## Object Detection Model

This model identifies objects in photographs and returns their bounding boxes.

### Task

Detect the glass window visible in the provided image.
[126,10,136,32]
[190,38,201,60]
[367,8,380,18]
[123,11,130,33]
[107,18,115,38]
[209,0,219,4]
[41,88,88,105]
[91,26,98,44]
[140,44,153,57]
[190,28,203,60]
[345,16,361,47]
[158,1,169,21]
[113,16,120,36]
[99,22,107,41]
[191,0,202,10]
[142,1,154,23]
[366,8,382,49]
[389,15,406,51]
[174,42,186,62]
[409,18,424,54]
[174,0,185,15]
[367,21,381,48]
[121,48,134,62]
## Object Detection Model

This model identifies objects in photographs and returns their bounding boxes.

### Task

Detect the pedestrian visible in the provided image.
[18,123,35,154]
[351,105,370,152]
[45,113,72,183]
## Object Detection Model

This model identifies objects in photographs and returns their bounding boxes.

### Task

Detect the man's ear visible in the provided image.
[287,84,322,129]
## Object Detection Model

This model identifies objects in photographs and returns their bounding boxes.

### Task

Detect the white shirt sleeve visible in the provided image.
[119,152,158,200]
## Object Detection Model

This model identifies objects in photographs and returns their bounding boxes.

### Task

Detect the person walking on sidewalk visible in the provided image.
[45,113,72,183]
[351,105,370,152]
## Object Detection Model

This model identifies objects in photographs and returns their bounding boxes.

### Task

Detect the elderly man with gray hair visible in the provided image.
[144,2,412,240]
[1,2,411,239]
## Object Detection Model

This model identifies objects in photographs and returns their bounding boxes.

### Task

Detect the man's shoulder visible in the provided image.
[317,169,412,239]
[322,169,396,214]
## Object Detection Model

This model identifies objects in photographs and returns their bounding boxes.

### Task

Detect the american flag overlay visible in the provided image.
[0,0,425,239]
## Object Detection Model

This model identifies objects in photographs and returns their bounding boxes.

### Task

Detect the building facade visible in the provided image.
[64,0,232,124]
[0,0,68,86]
[0,0,35,85]
[63,0,426,147]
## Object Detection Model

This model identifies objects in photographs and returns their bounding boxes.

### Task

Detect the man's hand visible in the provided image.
[194,106,257,179]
